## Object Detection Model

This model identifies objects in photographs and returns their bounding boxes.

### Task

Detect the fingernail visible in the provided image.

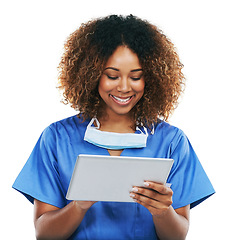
[130,193,135,198]
[132,187,138,192]
[143,182,150,187]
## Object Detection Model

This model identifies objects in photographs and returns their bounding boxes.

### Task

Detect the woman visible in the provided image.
[13,15,215,239]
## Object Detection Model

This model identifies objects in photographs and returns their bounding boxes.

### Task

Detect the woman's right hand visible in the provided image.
[34,199,97,239]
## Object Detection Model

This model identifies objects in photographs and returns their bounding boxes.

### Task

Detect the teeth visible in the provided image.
[112,95,131,103]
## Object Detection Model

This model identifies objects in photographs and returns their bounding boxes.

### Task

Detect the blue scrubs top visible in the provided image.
[13,115,215,240]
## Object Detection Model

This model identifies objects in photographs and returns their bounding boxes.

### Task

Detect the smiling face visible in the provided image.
[98,46,145,119]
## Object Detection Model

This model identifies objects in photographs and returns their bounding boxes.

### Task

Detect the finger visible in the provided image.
[135,198,158,214]
[131,187,161,201]
[131,186,173,207]
[144,181,173,196]
[131,191,168,209]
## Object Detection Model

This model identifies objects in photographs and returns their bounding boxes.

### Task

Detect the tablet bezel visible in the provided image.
[66,154,174,202]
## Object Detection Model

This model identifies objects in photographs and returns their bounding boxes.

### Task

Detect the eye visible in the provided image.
[131,77,141,81]
[107,75,118,80]
[131,74,143,81]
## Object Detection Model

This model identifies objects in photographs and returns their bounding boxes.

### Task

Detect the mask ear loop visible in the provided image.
[136,124,155,136]
[136,126,149,137]
[136,119,155,135]
[93,118,100,129]
[143,126,149,137]
[87,118,100,129]
[151,123,155,135]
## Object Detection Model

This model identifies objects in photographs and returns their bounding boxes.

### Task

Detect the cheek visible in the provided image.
[98,77,115,93]
[133,80,145,93]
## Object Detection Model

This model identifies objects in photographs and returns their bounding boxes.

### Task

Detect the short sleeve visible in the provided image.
[167,130,215,209]
[12,126,66,208]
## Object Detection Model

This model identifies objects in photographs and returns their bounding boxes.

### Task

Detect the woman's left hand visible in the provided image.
[130,181,173,217]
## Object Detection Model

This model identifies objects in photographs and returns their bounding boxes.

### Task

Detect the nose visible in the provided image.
[116,77,131,93]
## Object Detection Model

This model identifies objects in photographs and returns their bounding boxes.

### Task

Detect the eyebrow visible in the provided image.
[104,67,143,72]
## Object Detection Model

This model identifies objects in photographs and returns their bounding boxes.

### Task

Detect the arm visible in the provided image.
[153,205,189,240]
[130,182,190,240]
[34,199,96,240]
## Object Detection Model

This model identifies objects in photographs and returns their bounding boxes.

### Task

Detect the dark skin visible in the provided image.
[130,182,190,240]
[34,199,96,240]
[34,46,190,239]
[35,149,189,240]
[34,186,189,240]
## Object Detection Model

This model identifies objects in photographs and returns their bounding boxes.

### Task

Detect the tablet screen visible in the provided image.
[66,154,174,202]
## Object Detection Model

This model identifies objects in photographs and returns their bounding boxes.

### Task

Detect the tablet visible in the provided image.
[66,154,174,202]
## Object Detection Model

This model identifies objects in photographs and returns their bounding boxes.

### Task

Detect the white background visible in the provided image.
[1,0,239,239]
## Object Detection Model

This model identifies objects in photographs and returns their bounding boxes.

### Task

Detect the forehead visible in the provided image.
[105,46,142,69]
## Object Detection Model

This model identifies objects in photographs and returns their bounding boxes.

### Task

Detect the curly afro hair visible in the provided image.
[58,14,185,128]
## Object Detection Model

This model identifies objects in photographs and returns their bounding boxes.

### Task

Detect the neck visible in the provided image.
[98,111,135,133]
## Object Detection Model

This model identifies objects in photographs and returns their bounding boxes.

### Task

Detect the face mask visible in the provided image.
[84,118,148,150]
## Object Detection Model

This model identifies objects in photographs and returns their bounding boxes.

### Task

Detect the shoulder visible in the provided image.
[48,114,89,132]
[150,120,189,155]
[49,114,86,129]
[42,115,90,143]
[154,120,185,141]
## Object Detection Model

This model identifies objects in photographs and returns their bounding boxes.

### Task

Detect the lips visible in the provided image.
[110,94,133,104]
